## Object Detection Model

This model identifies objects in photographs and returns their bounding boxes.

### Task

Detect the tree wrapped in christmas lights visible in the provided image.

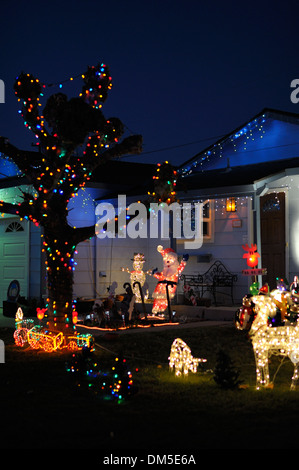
[148,161,177,204]
[0,63,142,334]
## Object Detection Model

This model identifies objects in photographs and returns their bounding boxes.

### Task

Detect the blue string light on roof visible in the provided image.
[0,152,23,178]
[179,114,267,177]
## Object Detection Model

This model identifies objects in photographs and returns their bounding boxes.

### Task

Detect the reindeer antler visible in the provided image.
[242,243,257,253]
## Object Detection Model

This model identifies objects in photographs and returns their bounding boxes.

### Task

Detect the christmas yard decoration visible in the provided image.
[169,338,207,376]
[236,277,299,390]
[13,307,34,347]
[13,307,93,352]
[241,243,267,292]
[121,253,151,303]
[242,243,260,268]
[152,245,188,317]
[234,295,255,331]
[183,283,198,306]
[0,63,142,341]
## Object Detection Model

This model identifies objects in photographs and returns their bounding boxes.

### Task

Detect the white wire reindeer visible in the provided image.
[169,338,207,376]
[249,294,299,390]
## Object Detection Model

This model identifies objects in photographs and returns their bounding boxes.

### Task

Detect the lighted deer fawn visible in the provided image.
[249,294,299,390]
[169,338,207,376]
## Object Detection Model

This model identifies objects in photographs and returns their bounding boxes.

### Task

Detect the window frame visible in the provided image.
[176,199,214,248]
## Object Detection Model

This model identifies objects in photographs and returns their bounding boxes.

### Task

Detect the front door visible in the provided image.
[260,192,285,290]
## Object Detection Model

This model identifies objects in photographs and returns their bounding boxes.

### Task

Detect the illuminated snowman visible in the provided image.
[121,253,151,303]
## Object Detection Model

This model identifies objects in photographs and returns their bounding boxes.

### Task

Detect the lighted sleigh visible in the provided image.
[13,307,93,352]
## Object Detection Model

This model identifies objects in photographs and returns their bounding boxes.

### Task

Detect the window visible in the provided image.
[177,199,214,247]
[201,200,213,241]
[5,221,24,233]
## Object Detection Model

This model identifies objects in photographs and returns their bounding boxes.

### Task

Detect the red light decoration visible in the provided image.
[242,243,260,268]
[36,307,47,321]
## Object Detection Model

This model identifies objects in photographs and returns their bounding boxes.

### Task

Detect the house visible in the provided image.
[92,107,299,306]
[175,108,299,303]
[1,107,299,313]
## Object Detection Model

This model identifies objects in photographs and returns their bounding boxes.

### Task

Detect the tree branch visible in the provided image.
[89,134,143,172]
[0,137,43,181]
[71,224,96,245]
[0,201,22,216]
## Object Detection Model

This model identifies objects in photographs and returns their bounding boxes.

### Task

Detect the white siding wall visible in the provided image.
[70,191,252,305]
[175,197,251,304]
[95,225,171,298]
[68,188,98,299]
[73,238,97,299]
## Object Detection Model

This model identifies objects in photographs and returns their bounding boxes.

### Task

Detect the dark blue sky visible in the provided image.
[1,0,299,167]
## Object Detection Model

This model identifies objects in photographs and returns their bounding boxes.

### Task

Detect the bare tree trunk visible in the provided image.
[43,222,95,334]
[46,244,74,333]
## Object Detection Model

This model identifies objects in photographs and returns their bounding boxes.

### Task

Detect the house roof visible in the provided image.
[176,156,299,194]
[0,153,157,195]
[178,108,299,176]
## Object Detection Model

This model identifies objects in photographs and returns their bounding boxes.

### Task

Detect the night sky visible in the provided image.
[1,0,299,168]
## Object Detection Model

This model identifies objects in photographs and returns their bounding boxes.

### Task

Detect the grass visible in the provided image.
[1,323,299,450]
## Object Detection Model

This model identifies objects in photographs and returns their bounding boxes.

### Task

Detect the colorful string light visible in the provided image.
[66,353,136,403]
[0,62,142,335]
[179,114,267,176]
[148,161,177,204]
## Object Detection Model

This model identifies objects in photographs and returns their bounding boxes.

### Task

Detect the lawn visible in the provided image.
[1,323,299,450]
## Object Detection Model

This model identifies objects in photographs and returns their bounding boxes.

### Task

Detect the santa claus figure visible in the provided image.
[152,245,188,315]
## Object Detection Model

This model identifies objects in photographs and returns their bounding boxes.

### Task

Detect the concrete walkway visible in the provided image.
[76,303,236,336]
[0,304,236,336]
[76,302,236,336]
[76,319,232,337]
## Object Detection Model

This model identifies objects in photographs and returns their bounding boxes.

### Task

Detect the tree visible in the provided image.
[0,63,142,335]
[213,348,242,389]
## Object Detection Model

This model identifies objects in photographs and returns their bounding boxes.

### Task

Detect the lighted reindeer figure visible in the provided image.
[248,294,299,390]
[169,338,207,377]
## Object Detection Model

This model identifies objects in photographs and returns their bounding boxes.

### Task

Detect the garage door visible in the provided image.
[0,218,29,305]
